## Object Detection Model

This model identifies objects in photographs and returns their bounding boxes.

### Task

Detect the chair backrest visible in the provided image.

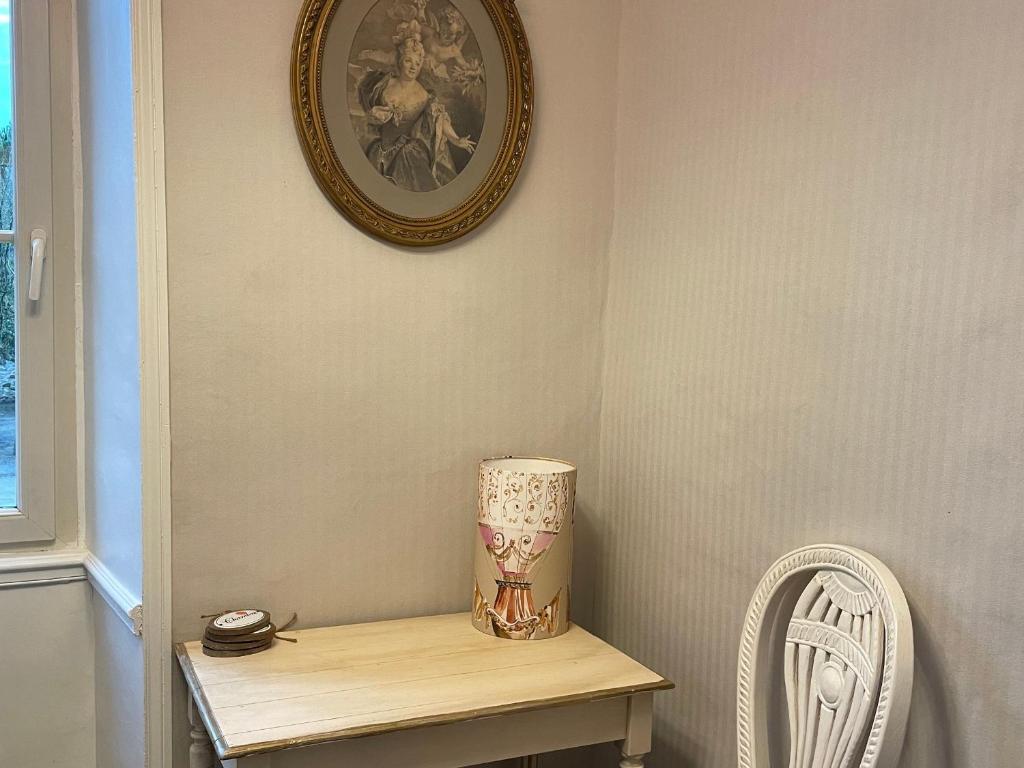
[737,545,913,768]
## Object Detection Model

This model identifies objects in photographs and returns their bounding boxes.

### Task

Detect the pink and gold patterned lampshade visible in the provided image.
[472,457,576,640]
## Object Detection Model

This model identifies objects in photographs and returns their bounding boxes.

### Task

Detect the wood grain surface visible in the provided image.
[176,613,672,759]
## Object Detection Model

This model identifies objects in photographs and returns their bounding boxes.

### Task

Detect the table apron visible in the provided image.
[219,695,636,768]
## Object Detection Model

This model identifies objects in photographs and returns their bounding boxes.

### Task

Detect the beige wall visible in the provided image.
[593,0,1024,765]
[161,0,1024,765]
[0,582,95,768]
[162,0,619,764]
[93,593,145,768]
[78,1,147,766]
[80,0,142,602]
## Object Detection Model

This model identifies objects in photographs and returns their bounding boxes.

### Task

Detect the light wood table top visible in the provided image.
[176,612,672,761]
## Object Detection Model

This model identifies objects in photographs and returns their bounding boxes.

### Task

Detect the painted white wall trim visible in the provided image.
[0,548,87,588]
[0,549,144,633]
[84,552,144,636]
[0,550,145,638]
[131,0,173,766]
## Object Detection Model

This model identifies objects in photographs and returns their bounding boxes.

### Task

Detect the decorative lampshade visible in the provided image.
[472,457,576,640]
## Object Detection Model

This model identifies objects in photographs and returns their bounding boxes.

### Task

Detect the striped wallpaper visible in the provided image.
[561,0,1024,765]
[160,0,1024,765]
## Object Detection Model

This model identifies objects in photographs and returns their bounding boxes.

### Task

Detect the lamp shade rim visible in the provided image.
[480,456,577,475]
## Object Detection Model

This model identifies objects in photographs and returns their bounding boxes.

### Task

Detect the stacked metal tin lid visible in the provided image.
[202,609,295,657]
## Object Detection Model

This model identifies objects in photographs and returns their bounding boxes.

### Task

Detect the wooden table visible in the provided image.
[176,613,672,768]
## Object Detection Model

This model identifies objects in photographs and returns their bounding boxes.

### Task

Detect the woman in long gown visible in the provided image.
[358,28,476,192]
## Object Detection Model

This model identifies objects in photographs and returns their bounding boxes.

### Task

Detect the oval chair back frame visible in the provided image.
[737,544,914,768]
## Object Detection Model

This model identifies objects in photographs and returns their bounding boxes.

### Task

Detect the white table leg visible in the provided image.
[618,693,653,768]
[189,695,215,768]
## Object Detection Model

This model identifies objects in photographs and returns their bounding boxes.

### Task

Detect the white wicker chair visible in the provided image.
[737,545,914,768]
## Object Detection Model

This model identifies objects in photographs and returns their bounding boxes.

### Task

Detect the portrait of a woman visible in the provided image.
[357,27,476,192]
[349,1,486,193]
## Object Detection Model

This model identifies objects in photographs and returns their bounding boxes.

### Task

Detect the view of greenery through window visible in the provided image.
[0,1,14,508]
[0,124,14,509]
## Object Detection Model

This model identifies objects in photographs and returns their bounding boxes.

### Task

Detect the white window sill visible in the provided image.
[0,547,87,586]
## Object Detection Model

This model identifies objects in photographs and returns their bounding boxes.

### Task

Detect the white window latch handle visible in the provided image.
[28,228,47,301]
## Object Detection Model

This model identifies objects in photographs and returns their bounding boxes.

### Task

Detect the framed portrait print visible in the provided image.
[291,0,533,247]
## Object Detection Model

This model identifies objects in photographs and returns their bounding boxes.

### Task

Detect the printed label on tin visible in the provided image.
[212,610,266,630]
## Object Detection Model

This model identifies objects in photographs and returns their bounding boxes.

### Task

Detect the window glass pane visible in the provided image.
[0,1,9,233]
[0,242,12,509]
[0,2,14,509]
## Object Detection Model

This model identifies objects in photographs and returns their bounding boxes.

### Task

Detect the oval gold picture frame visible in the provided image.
[291,0,533,247]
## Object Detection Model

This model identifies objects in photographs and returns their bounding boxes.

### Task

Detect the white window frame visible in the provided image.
[0,0,56,544]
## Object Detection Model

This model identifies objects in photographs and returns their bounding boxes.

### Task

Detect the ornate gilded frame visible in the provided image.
[291,0,533,247]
